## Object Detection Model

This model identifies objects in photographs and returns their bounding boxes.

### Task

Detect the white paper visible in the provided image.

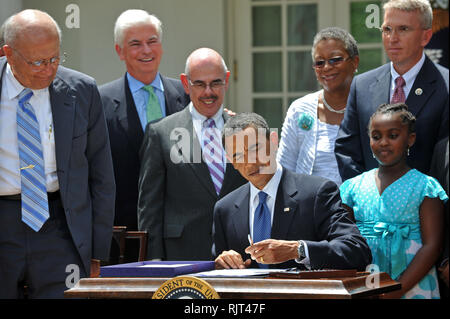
[191,268,286,278]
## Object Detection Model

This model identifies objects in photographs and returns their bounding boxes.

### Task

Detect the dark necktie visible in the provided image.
[253,191,271,268]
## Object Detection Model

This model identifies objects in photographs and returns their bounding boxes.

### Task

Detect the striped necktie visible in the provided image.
[253,191,271,269]
[16,88,49,231]
[202,119,225,195]
[391,76,406,103]
[142,85,163,122]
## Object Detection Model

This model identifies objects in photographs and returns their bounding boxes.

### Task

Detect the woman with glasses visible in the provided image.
[277,27,359,185]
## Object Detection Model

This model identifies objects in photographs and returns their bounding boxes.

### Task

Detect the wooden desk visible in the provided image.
[64,272,400,299]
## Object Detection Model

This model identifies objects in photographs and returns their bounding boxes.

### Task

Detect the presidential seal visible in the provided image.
[152,276,220,299]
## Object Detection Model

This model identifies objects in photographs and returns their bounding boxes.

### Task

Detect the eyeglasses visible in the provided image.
[10,47,66,71]
[379,25,417,37]
[188,79,226,90]
[312,56,351,69]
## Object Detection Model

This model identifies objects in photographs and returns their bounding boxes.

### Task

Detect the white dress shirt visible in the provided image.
[0,63,59,195]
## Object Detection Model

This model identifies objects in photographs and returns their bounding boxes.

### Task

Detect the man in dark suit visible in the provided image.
[99,10,189,263]
[0,10,115,298]
[430,137,449,298]
[137,48,246,261]
[335,0,449,181]
[213,112,371,270]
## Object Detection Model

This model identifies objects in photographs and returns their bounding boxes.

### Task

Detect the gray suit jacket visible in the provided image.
[137,106,247,260]
[0,57,116,274]
[335,56,449,181]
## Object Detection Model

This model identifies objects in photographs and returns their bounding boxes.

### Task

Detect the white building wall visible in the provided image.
[10,0,226,86]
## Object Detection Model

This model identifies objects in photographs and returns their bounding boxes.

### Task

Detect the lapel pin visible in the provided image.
[284,207,290,213]
[415,88,423,96]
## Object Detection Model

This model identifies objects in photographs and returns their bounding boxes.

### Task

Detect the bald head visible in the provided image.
[3,10,62,89]
[184,48,228,78]
[4,9,61,48]
[180,48,230,118]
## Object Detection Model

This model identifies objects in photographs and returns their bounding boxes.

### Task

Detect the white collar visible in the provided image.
[390,52,425,84]
[249,163,283,204]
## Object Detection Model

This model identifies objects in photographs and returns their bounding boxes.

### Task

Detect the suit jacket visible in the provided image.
[335,56,449,181]
[99,74,189,230]
[429,137,449,269]
[137,106,247,260]
[212,168,372,270]
[0,57,116,274]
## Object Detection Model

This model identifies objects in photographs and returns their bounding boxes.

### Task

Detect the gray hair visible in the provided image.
[311,27,359,60]
[383,0,433,29]
[222,112,270,146]
[114,9,163,47]
[3,9,62,46]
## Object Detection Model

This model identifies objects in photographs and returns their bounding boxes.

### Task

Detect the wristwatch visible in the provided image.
[297,240,306,261]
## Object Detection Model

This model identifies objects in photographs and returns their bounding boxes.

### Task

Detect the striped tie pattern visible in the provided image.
[143,85,163,122]
[17,88,49,231]
[391,76,406,104]
[253,191,271,269]
[202,119,225,195]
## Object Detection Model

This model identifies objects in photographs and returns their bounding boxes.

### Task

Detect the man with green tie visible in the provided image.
[99,9,190,263]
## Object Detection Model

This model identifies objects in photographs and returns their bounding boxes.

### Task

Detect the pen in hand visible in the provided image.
[248,234,253,246]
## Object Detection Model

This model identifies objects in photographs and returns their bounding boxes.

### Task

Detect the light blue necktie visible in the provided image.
[253,191,271,268]
[202,119,225,195]
[17,88,49,231]
[142,85,163,122]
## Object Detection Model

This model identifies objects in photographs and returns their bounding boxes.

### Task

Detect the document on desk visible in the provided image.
[191,268,286,278]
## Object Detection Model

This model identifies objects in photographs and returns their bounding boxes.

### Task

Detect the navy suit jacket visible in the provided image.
[0,57,116,274]
[335,56,449,181]
[212,168,372,270]
[99,74,189,230]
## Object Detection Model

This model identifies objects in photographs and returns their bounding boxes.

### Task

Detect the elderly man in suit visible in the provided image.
[99,10,189,263]
[335,0,449,181]
[213,112,371,270]
[137,48,247,261]
[0,10,115,298]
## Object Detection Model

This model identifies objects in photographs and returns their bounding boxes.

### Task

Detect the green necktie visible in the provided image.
[143,85,163,122]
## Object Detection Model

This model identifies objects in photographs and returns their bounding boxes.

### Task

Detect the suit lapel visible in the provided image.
[49,74,76,199]
[271,170,298,240]
[406,56,437,117]
[175,107,218,198]
[116,75,144,154]
[231,184,251,250]
[370,64,391,113]
[161,75,186,115]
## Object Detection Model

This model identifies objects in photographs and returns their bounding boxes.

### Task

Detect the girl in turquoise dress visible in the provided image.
[340,103,447,299]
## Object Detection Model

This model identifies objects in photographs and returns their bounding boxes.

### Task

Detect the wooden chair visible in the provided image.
[112,226,148,263]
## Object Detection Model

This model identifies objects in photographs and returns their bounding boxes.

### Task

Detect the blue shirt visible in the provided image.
[126,72,166,130]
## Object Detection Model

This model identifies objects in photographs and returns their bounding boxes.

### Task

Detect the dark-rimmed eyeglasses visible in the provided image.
[10,46,66,71]
[188,79,226,90]
[312,56,351,69]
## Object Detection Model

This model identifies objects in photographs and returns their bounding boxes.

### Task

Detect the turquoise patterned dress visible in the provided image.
[340,169,448,299]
